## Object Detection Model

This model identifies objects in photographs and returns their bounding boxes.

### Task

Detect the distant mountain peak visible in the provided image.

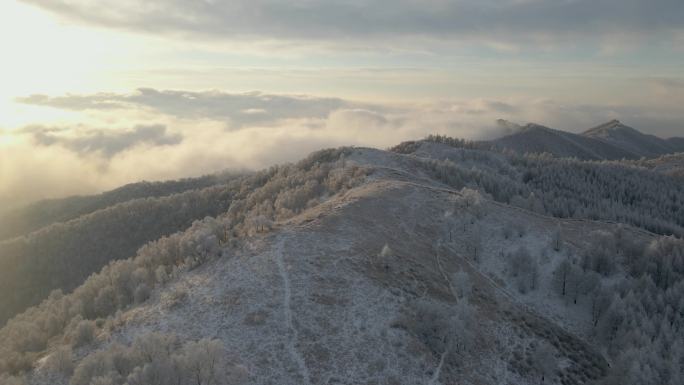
[583,119,640,137]
[522,122,551,132]
[494,119,524,136]
[488,119,683,160]
[579,120,684,158]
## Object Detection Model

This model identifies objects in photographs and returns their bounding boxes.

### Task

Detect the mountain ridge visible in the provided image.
[489,119,684,160]
[1,142,683,385]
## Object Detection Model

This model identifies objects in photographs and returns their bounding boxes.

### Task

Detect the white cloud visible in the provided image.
[4,88,684,208]
[17,88,357,129]
[19,124,182,157]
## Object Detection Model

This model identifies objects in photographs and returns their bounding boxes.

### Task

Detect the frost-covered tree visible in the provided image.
[581,230,618,276]
[69,333,243,385]
[509,247,538,293]
[405,299,479,360]
[0,374,26,385]
[44,346,74,376]
[380,244,393,258]
[552,223,562,252]
[451,270,472,300]
[0,148,365,377]
[553,258,572,297]
[178,339,229,385]
[466,224,482,262]
[531,341,557,384]
[70,319,96,348]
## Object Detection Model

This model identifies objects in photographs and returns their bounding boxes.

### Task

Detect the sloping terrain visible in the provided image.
[1,144,682,385]
[490,123,636,160]
[0,181,243,325]
[0,173,239,242]
[25,165,612,385]
[151,181,616,382]
[628,153,684,178]
[401,139,684,236]
[489,120,684,160]
[582,120,684,158]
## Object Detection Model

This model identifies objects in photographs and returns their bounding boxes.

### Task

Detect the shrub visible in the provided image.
[71,320,96,348]
[44,346,74,376]
[133,284,151,304]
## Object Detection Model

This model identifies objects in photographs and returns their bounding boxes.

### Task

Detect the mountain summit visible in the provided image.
[1,140,683,385]
[582,120,684,158]
[489,120,684,160]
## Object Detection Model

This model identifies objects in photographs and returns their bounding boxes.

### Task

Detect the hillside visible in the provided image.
[489,120,684,160]
[0,143,682,385]
[582,120,684,158]
[399,137,684,236]
[0,180,244,325]
[0,173,240,242]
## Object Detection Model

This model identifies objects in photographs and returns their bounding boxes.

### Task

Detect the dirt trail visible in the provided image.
[275,235,312,385]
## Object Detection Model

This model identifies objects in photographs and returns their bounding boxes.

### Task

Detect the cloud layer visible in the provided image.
[5,87,684,209]
[21,0,684,48]
[18,89,356,129]
[20,124,182,157]
[16,87,684,137]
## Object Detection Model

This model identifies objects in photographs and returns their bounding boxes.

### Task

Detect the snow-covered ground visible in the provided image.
[28,145,638,385]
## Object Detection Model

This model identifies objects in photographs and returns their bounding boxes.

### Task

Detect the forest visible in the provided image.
[0,138,682,384]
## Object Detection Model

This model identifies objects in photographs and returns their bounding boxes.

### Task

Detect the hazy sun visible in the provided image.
[0,130,17,147]
[0,1,151,127]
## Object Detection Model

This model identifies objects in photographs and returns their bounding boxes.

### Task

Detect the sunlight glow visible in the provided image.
[0,1,155,126]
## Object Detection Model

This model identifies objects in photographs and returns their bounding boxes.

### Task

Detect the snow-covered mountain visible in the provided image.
[1,140,683,385]
[489,123,635,160]
[489,120,684,160]
[582,120,684,158]
[0,172,241,242]
[0,174,245,325]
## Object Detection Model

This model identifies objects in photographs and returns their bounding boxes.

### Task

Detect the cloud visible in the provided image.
[648,78,684,101]
[19,124,183,158]
[17,88,356,129]
[20,0,684,49]
[16,89,684,138]
[17,93,126,110]
[5,87,684,209]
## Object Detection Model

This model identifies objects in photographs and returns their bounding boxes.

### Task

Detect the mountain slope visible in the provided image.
[625,153,684,178]
[489,120,684,160]
[582,119,684,158]
[104,178,611,384]
[0,182,240,325]
[401,139,684,236]
[0,173,240,242]
[22,163,612,385]
[490,123,637,160]
[1,144,682,385]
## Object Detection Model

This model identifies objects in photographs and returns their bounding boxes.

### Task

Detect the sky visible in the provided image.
[1,0,683,208]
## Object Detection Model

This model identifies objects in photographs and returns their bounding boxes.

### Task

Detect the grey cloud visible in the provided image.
[18,88,356,129]
[17,88,684,138]
[17,93,125,110]
[652,78,684,89]
[20,0,684,47]
[20,124,183,158]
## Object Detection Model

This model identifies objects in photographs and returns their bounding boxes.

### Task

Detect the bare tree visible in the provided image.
[552,223,562,252]
[44,346,74,376]
[553,259,572,297]
[466,224,482,262]
[509,247,538,293]
[451,270,472,300]
[70,319,96,348]
[531,341,557,384]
